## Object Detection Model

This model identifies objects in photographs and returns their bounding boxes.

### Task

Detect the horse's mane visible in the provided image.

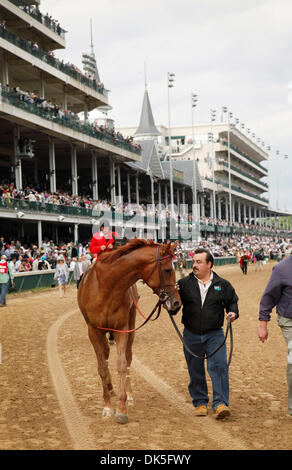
[99,238,174,264]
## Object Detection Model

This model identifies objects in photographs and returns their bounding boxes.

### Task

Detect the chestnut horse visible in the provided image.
[77,239,181,424]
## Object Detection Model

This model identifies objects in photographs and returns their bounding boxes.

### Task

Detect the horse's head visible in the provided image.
[143,241,181,313]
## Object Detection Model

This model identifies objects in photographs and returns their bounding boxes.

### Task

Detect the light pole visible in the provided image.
[276,149,280,210]
[222,107,232,223]
[209,108,216,221]
[167,72,175,214]
[266,145,271,208]
[284,154,288,212]
[191,93,198,205]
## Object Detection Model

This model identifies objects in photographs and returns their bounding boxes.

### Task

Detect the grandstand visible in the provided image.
[0,0,291,248]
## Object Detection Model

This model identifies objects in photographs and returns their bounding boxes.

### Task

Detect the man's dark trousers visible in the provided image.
[183,327,229,410]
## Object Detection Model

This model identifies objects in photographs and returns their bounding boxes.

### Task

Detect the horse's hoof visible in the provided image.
[102,407,115,418]
[126,395,134,406]
[116,412,128,424]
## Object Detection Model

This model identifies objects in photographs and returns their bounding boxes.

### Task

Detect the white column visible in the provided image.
[71,145,78,195]
[232,199,235,222]
[117,165,122,201]
[210,192,214,218]
[40,76,45,99]
[225,196,229,222]
[127,173,131,204]
[13,126,22,190]
[91,151,98,200]
[74,224,78,245]
[249,205,252,224]
[158,181,162,206]
[243,203,247,224]
[84,102,89,122]
[165,183,168,206]
[49,138,56,193]
[109,159,116,204]
[238,201,241,223]
[218,197,222,219]
[38,220,42,249]
[135,173,139,205]
[150,175,155,208]
[176,188,180,209]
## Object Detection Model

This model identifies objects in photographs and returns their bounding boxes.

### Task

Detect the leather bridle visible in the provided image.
[143,245,179,304]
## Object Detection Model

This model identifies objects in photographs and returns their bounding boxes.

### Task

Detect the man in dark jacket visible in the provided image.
[171,248,239,419]
[258,255,292,416]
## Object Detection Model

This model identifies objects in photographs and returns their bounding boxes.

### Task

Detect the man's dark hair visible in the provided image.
[194,248,214,268]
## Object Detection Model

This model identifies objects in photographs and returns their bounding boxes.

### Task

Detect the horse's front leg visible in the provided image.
[88,326,115,418]
[125,304,136,406]
[115,331,129,424]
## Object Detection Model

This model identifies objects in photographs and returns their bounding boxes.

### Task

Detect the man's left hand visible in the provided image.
[226,312,236,322]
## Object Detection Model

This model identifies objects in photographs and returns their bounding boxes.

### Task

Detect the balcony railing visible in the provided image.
[216,159,268,188]
[8,0,67,39]
[0,86,141,156]
[0,198,158,224]
[221,141,267,173]
[205,177,269,204]
[0,24,107,97]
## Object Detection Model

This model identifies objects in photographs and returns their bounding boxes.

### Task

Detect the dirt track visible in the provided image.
[1,261,292,451]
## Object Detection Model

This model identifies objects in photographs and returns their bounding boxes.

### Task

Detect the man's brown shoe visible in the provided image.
[215,404,230,420]
[194,405,208,416]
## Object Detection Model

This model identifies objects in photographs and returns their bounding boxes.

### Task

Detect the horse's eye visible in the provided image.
[165,269,172,274]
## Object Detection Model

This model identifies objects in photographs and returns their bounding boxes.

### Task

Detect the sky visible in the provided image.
[41,0,292,213]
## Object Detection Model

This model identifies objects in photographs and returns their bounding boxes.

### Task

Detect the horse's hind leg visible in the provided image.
[88,325,115,418]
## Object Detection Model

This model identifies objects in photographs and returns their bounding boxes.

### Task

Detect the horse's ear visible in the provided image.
[164,240,176,255]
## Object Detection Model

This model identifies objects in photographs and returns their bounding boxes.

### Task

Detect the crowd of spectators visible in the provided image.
[0,85,140,153]
[0,238,91,274]
[18,5,64,37]
[0,228,290,277]
[0,19,104,95]
[1,183,291,239]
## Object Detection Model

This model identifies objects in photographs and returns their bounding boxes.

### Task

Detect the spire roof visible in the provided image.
[135,88,161,137]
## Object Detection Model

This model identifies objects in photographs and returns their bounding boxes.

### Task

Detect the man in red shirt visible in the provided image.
[89,221,119,260]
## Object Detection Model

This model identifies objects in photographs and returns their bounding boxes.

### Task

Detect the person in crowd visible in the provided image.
[240,252,251,275]
[32,255,41,271]
[89,221,119,260]
[0,254,14,307]
[170,248,239,419]
[255,248,265,272]
[38,255,50,270]
[54,255,69,298]
[9,256,16,273]
[258,254,292,417]
[15,255,23,272]
[74,255,88,288]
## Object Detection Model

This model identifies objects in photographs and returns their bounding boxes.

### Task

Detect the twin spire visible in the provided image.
[135,64,160,137]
